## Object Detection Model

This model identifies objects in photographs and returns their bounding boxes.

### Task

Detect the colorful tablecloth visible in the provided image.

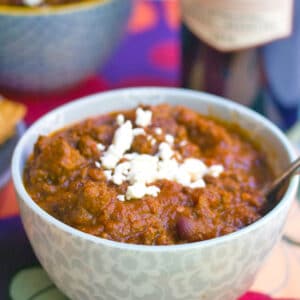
[1,1,299,299]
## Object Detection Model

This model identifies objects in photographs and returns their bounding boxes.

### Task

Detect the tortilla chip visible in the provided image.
[0,99,26,145]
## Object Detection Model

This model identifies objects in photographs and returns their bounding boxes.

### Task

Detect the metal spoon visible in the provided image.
[264,156,300,201]
[264,156,300,247]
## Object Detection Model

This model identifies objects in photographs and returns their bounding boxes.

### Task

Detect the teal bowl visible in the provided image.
[0,0,132,92]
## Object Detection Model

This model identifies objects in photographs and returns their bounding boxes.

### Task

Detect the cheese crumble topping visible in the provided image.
[117,195,125,202]
[133,128,145,136]
[126,183,160,200]
[99,107,224,201]
[116,114,125,125]
[179,140,187,147]
[155,127,162,135]
[101,120,133,169]
[96,143,105,151]
[135,108,152,127]
[165,134,174,144]
[95,161,101,168]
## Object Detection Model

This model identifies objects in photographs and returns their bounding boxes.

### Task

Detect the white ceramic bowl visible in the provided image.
[12,88,299,300]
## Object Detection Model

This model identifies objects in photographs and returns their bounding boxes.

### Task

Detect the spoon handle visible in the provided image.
[265,156,300,197]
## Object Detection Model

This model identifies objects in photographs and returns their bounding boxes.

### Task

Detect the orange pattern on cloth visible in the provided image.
[0,182,18,218]
[163,0,181,29]
[128,1,158,33]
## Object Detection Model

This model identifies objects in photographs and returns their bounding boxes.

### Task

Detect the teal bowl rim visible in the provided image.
[12,87,300,252]
[0,0,114,16]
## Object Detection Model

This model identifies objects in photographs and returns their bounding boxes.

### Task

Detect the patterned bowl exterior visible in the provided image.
[12,88,299,300]
[0,0,132,92]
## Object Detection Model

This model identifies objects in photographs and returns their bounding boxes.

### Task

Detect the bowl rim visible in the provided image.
[11,87,299,252]
[0,0,113,16]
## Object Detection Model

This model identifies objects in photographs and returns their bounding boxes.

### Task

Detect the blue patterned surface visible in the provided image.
[0,0,132,92]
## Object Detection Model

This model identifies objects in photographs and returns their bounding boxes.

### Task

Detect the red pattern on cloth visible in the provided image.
[3,76,108,125]
[239,292,299,300]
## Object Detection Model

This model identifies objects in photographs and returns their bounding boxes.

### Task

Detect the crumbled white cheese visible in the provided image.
[101,145,122,170]
[133,128,145,136]
[126,183,160,200]
[165,134,174,145]
[126,183,147,199]
[95,161,101,168]
[112,162,130,185]
[157,159,179,180]
[115,161,131,175]
[104,170,112,181]
[158,142,174,161]
[96,143,105,151]
[123,153,138,160]
[101,120,134,169]
[23,0,43,6]
[99,115,224,201]
[189,179,206,189]
[155,127,162,135]
[175,152,183,161]
[117,195,125,202]
[179,140,187,147]
[180,158,207,181]
[113,120,133,152]
[146,135,156,146]
[207,165,224,178]
[116,114,125,125]
[175,170,191,186]
[146,185,160,197]
[127,155,158,184]
[135,108,152,127]
[112,174,124,185]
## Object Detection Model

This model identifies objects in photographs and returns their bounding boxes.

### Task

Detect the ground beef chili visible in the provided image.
[23,104,274,245]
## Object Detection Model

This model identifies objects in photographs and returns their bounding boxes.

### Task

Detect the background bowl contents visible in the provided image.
[0,0,91,6]
[12,88,299,300]
[0,0,132,92]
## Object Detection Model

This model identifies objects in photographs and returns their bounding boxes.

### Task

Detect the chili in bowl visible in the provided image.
[12,87,299,300]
